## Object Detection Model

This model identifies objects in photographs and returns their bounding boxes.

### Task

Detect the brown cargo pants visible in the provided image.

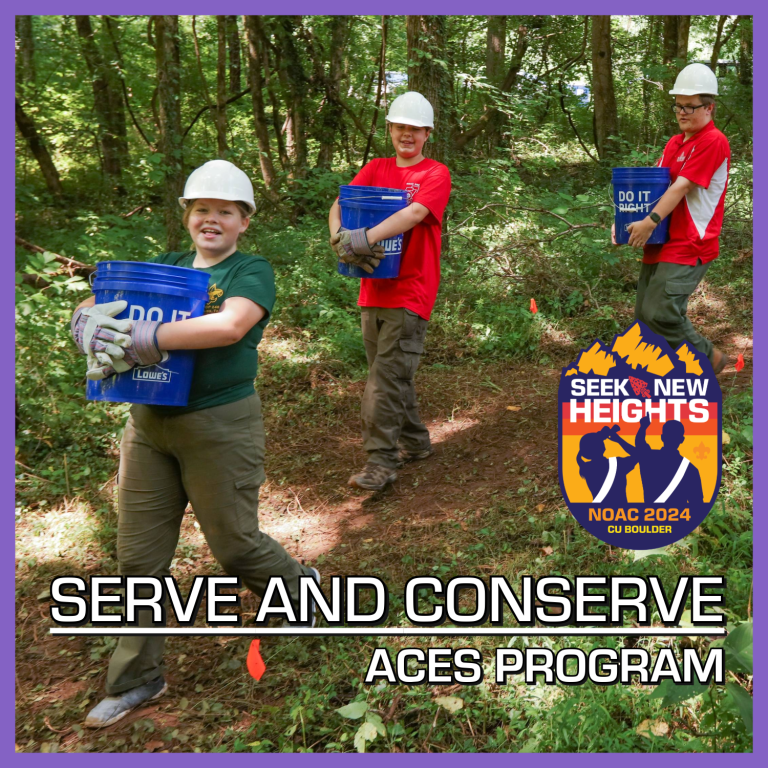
[634,260,714,361]
[105,392,311,694]
[361,307,431,469]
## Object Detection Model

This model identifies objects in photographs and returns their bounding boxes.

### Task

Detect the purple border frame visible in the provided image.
[9,2,760,762]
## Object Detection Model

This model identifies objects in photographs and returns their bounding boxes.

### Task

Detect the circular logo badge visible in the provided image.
[558,321,722,549]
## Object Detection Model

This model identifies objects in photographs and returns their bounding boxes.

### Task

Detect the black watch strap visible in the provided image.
[649,211,661,224]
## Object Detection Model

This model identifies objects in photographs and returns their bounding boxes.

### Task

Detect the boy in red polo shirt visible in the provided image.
[623,63,731,373]
[329,92,452,491]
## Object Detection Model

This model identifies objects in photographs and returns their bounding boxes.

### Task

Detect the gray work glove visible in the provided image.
[87,320,164,381]
[72,301,134,380]
[71,302,163,381]
[329,227,385,274]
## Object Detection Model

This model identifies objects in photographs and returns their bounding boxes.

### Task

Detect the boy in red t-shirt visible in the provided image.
[619,64,730,373]
[329,92,452,490]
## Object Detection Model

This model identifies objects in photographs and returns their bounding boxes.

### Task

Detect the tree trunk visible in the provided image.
[739,17,752,87]
[154,15,184,251]
[99,16,129,168]
[227,16,241,93]
[316,16,348,169]
[15,16,36,87]
[662,16,679,94]
[75,15,125,187]
[15,98,63,196]
[676,16,690,62]
[590,15,618,160]
[362,16,388,168]
[216,16,229,156]
[486,16,507,86]
[191,16,228,155]
[711,15,745,73]
[275,17,309,178]
[243,15,279,193]
[454,19,539,150]
[485,15,507,149]
[641,16,657,146]
[103,15,154,152]
[406,15,451,163]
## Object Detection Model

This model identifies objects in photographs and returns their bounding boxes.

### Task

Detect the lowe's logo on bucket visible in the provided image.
[129,305,192,322]
[384,235,403,253]
[132,365,175,384]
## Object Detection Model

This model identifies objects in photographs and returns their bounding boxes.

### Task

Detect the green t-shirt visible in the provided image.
[148,250,276,414]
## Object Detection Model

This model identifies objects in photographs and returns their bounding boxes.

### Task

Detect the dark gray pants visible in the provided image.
[634,260,714,362]
[361,308,431,469]
[106,393,310,694]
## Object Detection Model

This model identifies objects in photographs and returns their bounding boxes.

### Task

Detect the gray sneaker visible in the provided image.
[348,463,397,491]
[397,447,434,467]
[84,676,167,728]
[284,567,321,628]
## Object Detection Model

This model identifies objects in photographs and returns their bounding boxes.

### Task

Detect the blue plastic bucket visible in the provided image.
[338,186,408,279]
[86,261,210,406]
[612,167,671,245]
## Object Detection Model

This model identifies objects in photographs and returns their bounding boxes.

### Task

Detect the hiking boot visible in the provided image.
[84,676,167,728]
[397,447,434,468]
[711,348,730,375]
[348,463,397,491]
[283,567,321,628]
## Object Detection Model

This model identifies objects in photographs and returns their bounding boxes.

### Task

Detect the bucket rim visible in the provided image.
[612,167,671,177]
[96,260,210,279]
[340,184,406,195]
[92,282,210,300]
[339,198,408,208]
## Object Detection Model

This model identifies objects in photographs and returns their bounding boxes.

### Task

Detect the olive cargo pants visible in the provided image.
[634,260,714,362]
[106,393,310,694]
[361,308,431,469]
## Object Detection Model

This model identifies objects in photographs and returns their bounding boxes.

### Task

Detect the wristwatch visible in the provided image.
[649,212,661,225]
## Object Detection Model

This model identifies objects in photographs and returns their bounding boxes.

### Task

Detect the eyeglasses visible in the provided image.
[672,104,707,115]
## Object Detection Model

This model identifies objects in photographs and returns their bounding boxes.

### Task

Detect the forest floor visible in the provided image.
[15,261,753,753]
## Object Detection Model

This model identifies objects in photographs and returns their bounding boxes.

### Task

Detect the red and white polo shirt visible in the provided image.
[643,121,731,266]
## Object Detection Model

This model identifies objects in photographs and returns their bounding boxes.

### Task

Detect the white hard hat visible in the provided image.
[669,63,719,96]
[385,91,434,128]
[179,160,256,216]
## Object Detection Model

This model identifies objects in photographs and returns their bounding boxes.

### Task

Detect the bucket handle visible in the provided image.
[341,195,407,201]
[89,270,97,288]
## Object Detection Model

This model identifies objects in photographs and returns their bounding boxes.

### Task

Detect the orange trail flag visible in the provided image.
[247,639,266,681]
[530,298,538,314]
[735,354,745,372]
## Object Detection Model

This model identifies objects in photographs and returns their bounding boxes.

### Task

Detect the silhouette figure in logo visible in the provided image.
[577,425,640,505]
[635,415,704,504]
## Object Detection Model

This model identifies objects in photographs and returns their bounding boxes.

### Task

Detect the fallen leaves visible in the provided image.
[433,696,464,713]
[636,719,669,739]
[144,740,165,753]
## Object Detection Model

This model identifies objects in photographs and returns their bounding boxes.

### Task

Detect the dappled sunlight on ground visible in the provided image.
[16,500,110,568]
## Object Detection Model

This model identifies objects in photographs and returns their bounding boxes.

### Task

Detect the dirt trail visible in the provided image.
[14,278,753,749]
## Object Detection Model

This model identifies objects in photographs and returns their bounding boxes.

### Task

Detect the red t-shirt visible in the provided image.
[643,121,730,265]
[349,157,451,320]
